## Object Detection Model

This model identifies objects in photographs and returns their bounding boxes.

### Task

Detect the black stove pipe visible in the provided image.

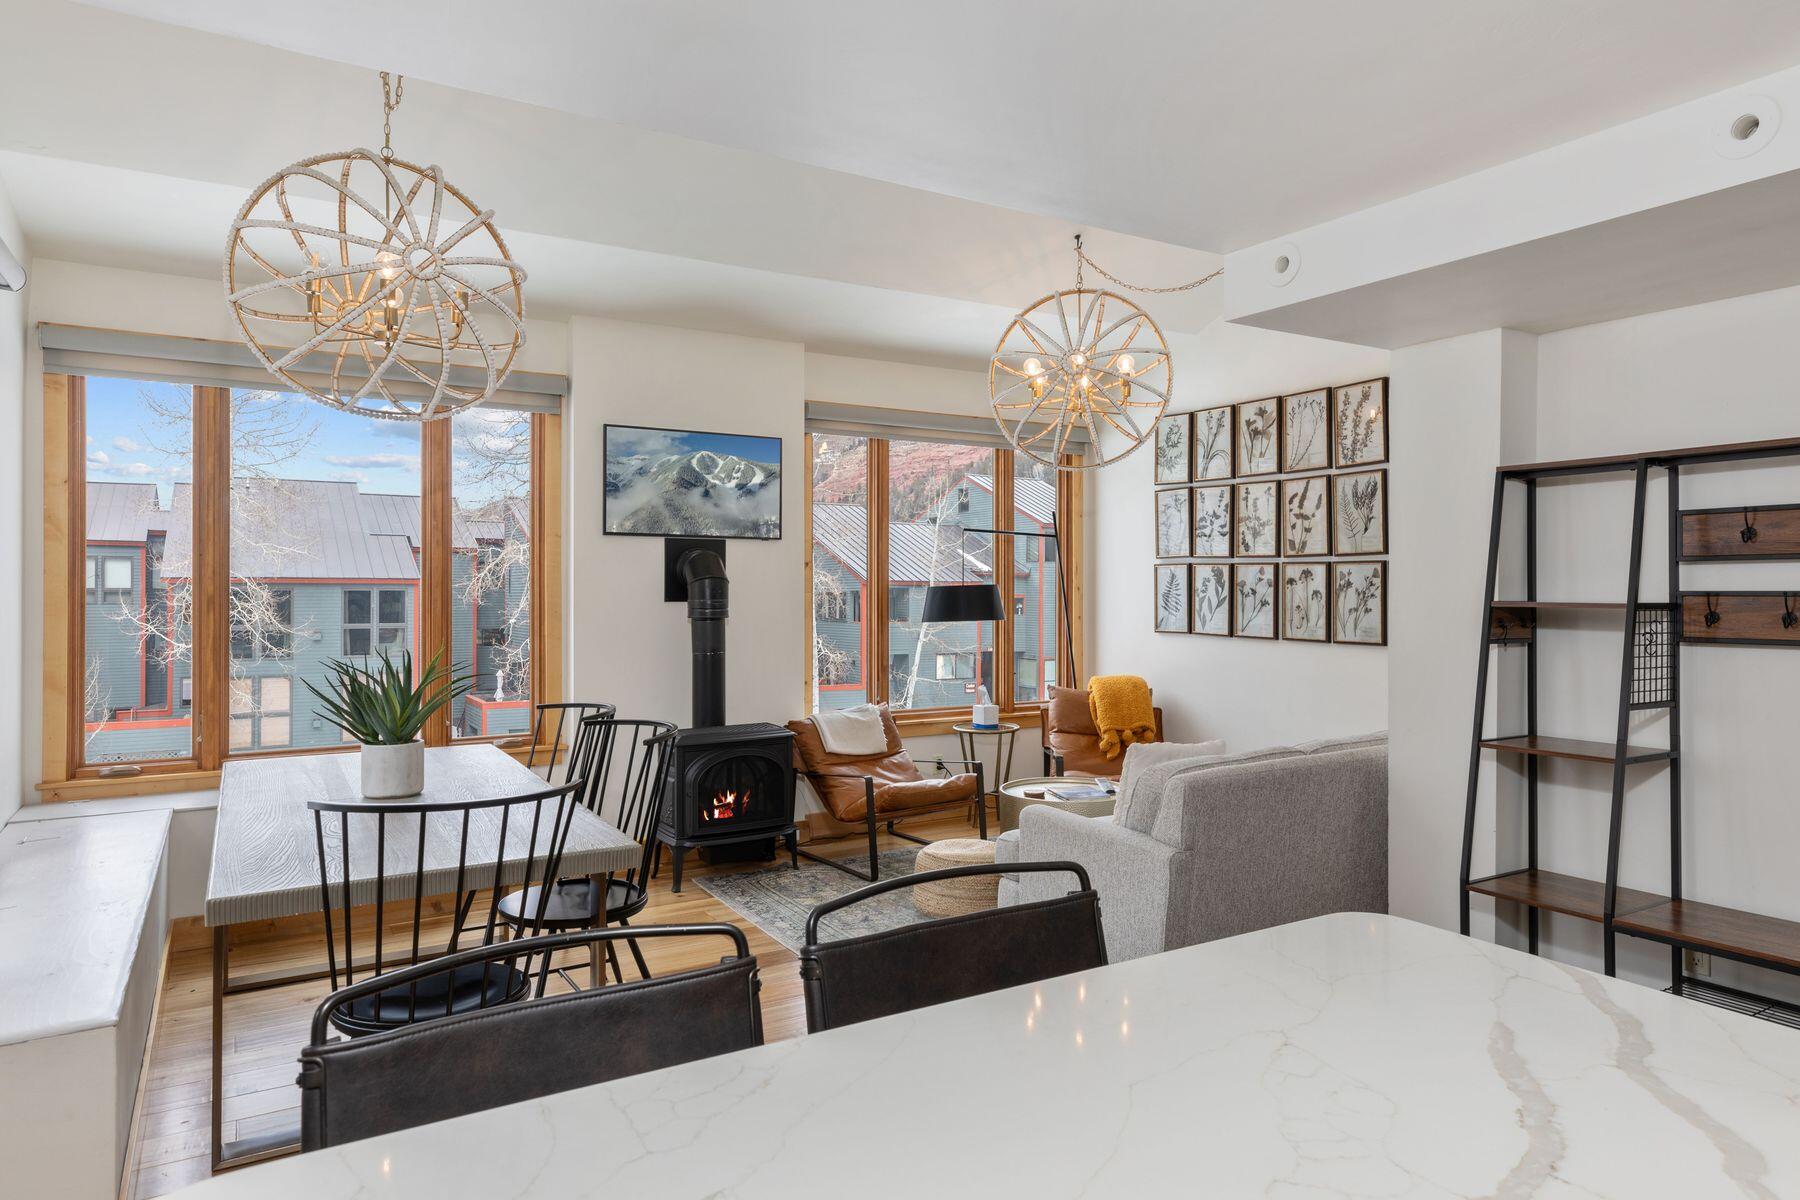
[679,547,729,728]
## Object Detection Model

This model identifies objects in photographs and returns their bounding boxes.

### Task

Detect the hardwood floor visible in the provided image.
[122,812,985,1199]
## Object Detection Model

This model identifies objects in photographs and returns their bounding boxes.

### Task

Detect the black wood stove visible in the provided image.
[655,545,797,892]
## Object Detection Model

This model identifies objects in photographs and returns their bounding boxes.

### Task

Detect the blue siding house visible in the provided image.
[83,479,532,762]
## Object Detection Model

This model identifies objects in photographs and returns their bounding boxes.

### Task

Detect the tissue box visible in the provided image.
[971,703,1000,729]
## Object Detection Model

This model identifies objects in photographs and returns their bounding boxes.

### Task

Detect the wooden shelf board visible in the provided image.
[1616,900,1800,973]
[1491,600,1625,611]
[1499,436,1800,478]
[1467,869,1667,923]
[1480,735,1673,765]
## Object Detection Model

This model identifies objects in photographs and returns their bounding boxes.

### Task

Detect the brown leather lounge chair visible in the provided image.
[787,705,986,882]
[1040,684,1164,779]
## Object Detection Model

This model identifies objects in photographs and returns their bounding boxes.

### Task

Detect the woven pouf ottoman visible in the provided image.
[912,838,999,918]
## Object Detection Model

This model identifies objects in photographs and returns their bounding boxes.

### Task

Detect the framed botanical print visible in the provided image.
[1154,564,1190,632]
[1281,475,1331,557]
[1154,412,1191,484]
[1234,480,1278,557]
[1332,377,1389,467]
[1281,562,1330,642]
[1235,396,1281,476]
[1192,404,1234,480]
[1233,563,1278,639]
[1155,488,1191,558]
[1332,561,1387,645]
[1281,387,1331,472]
[1192,485,1232,558]
[1332,468,1387,555]
[1191,563,1231,636]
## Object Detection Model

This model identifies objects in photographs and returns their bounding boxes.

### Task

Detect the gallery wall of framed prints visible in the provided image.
[1150,377,1387,645]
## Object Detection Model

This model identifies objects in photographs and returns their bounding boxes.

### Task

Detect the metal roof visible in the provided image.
[966,474,1057,527]
[99,478,531,582]
[813,504,1027,586]
[86,483,165,542]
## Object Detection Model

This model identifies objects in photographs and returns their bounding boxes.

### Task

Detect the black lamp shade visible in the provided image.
[920,582,1006,624]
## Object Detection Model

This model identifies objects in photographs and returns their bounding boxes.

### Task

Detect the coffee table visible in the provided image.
[997,775,1116,832]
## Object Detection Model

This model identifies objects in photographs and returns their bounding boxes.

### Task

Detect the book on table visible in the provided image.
[1046,783,1112,801]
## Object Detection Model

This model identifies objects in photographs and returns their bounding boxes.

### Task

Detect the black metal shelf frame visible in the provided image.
[1461,439,1800,1020]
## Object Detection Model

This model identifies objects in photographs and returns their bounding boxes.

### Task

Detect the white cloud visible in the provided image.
[87,449,110,467]
[112,436,143,453]
[323,453,417,470]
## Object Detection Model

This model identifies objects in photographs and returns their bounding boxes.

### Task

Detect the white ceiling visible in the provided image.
[72,0,1800,250]
[6,1,1800,367]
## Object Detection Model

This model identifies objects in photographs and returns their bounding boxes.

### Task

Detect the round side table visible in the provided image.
[953,721,1020,827]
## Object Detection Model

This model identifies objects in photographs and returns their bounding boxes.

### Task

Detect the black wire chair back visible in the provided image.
[307,779,586,1036]
[580,716,677,893]
[523,701,617,785]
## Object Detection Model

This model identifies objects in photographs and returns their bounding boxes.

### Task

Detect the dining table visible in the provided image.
[170,911,1800,1197]
[203,744,642,1172]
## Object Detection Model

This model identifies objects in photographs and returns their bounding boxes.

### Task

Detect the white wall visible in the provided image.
[1389,284,1800,1001]
[1088,320,1390,750]
[0,179,27,825]
[565,317,807,728]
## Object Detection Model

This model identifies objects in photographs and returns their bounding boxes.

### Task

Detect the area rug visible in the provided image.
[694,849,921,952]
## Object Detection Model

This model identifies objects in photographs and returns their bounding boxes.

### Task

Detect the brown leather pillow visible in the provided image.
[1044,685,1164,779]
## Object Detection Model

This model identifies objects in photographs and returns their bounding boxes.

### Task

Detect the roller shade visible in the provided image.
[38,324,565,414]
[804,400,1090,455]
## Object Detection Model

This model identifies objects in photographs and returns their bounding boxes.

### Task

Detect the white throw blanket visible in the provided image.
[812,704,889,756]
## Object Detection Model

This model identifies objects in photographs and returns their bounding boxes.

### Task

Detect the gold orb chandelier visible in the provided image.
[989,236,1220,470]
[224,72,527,420]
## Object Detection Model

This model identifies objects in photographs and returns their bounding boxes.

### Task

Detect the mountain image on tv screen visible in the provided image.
[604,424,782,540]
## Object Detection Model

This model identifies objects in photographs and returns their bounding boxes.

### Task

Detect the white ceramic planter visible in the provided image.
[361,740,425,799]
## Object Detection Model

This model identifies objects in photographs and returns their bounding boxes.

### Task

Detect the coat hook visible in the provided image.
[1741,508,1759,544]
[1704,593,1721,628]
[1784,593,1798,631]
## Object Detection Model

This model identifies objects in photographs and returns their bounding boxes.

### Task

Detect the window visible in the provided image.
[44,371,563,796]
[809,434,868,712]
[230,675,292,752]
[805,431,1077,718]
[1012,453,1060,704]
[451,408,533,739]
[79,378,193,763]
[344,588,408,657]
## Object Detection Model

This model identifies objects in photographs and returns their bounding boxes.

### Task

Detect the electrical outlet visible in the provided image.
[1685,950,1712,978]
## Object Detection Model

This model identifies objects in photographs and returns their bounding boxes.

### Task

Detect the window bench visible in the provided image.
[0,809,171,1198]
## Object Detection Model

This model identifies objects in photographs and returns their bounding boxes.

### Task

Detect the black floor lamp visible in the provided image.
[920,524,1076,693]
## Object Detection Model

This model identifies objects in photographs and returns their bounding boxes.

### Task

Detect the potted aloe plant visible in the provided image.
[303,649,473,799]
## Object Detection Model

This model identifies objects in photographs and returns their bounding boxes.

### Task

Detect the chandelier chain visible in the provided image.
[1072,234,1223,295]
[379,71,405,161]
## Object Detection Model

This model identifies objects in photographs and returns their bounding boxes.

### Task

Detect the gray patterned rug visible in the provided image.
[694,849,922,951]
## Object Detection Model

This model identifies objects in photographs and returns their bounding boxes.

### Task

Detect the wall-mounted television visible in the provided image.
[603,423,782,541]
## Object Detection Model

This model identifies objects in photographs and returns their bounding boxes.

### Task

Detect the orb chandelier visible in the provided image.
[989,235,1220,470]
[224,72,527,420]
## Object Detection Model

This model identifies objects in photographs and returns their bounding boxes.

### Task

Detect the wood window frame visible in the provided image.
[38,373,566,801]
[803,431,1083,736]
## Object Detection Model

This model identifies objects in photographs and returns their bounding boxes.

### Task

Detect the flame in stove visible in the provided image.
[707,788,750,821]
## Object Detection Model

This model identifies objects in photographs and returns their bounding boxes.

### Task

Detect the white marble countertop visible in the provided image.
[167,913,1800,1198]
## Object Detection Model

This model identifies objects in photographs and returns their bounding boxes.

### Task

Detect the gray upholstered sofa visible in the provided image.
[996,734,1387,960]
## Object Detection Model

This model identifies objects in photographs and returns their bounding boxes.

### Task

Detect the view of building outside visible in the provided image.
[82,378,193,762]
[451,408,534,738]
[811,438,1059,713]
[81,380,536,762]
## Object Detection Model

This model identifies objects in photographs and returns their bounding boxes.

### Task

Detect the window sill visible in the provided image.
[891,707,1044,738]
[34,742,556,804]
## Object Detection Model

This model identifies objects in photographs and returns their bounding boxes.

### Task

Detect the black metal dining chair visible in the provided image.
[299,924,761,1150]
[308,780,586,1039]
[798,861,1105,1033]
[521,700,617,782]
[497,717,676,985]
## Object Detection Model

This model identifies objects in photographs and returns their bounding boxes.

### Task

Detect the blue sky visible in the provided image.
[605,424,780,467]
[84,379,527,506]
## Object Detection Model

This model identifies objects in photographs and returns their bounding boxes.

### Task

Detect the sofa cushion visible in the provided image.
[1121,746,1305,837]
[1294,731,1388,756]
[1113,740,1226,828]
[787,706,978,821]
